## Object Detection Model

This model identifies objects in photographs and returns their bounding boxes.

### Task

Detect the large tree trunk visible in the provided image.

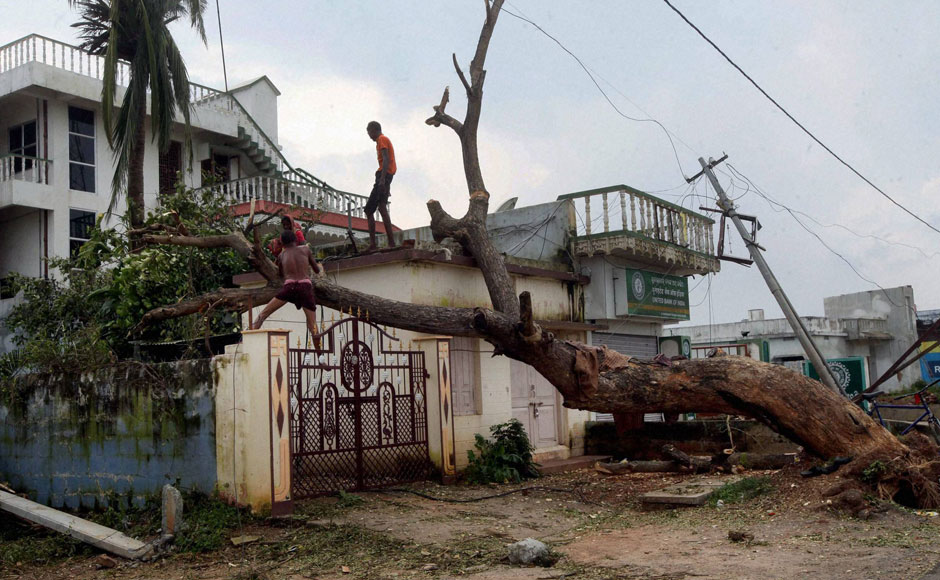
[133,0,938,506]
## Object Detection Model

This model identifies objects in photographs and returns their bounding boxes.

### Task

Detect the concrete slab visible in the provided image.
[0,491,152,559]
[539,455,611,475]
[640,477,738,506]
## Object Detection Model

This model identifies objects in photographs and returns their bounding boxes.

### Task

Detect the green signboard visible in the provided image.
[803,357,867,396]
[625,269,690,320]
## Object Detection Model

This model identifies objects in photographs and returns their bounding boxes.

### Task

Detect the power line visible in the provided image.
[725,164,912,311]
[215,0,229,92]
[499,2,689,180]
[661,0,940,237]
[725,164,940,260]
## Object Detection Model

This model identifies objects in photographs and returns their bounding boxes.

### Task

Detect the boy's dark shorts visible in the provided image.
[365,171,394,215]
[275,281,316,310]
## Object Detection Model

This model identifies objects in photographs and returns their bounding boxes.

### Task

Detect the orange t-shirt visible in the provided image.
[375,134,397,175]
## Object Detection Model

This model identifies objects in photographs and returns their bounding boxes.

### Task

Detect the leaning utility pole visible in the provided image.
[694,156,842,394]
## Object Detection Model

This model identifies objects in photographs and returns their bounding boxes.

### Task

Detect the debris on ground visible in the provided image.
[94,554,119,569]
[640,477,737,506]
[727,530,755,544]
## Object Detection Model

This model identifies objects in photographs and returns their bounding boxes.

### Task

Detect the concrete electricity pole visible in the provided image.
[696,156,842,394]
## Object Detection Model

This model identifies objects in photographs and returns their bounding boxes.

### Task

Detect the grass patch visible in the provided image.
[286,524,505,578]
[0,516,91,567]
[0,490,250,567]
[173,492,253,553]
[708,477,774,507]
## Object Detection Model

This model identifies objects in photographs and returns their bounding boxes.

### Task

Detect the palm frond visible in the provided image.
[70,0,209,225]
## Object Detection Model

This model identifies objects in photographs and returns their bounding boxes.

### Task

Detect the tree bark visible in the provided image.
[128,102,147,229]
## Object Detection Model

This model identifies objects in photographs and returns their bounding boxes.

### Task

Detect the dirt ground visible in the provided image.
[4,465,940,580]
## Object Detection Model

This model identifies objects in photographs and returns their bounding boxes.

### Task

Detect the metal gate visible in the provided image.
[287,314,431,498]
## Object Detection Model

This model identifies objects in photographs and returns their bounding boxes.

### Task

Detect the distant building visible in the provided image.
[668,286,919,393]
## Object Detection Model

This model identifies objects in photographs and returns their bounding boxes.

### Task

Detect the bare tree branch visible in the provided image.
[243,206,285,236]
[452,53,472,97]
[425,87,462,132]
[140,231,279,282]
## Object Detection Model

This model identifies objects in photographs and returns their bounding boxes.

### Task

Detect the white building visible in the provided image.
[668,286,919,393]
[0,34,376,352]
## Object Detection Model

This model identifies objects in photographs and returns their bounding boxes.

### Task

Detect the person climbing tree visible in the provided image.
[251,230,324,337]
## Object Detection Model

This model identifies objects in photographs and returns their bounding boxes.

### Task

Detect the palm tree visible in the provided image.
[70,0,208,229]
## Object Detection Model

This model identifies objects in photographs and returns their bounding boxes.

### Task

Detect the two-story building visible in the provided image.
[0,34,384,352]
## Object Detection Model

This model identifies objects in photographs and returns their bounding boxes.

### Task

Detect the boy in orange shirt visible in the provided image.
[365,121,397,251]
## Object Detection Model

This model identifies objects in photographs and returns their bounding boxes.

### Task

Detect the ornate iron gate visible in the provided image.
[288,314,431,498]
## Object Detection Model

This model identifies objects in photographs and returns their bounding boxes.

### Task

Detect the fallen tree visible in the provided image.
[134,0,938,506]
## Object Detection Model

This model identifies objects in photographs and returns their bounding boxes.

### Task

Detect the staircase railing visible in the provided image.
[205,175,366,219]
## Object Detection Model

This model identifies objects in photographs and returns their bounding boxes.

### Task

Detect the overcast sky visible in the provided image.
[5,1,939,328]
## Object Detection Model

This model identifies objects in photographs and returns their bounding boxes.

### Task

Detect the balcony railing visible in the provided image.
[202,175,367,219]
[0,34,349,199]
[559,185,716,256]
[0,154,51,185]
[0,33,130,85]
[0,34,208,105]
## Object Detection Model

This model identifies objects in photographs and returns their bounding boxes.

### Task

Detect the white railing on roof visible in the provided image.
[0,154,51,185]
[0,34,130,84]
[203,175,367,219]
[0,35,230,108]
[1,34,361,208]
[559,186,716,256]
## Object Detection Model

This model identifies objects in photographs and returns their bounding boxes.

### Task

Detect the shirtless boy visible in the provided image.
[251,230,324,336]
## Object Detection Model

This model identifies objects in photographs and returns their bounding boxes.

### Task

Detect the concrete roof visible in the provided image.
[230,75,281,96]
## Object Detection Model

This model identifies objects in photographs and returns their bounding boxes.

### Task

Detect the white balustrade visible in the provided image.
[0,155,51,185]
[199,175,367,219]
[560,187,716,257]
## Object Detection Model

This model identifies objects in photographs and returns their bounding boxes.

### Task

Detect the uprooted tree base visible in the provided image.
[129,0,939,508]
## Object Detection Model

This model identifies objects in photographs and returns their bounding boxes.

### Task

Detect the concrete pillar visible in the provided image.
[215,329,293,515]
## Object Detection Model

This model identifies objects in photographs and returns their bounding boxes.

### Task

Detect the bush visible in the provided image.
[464,419,540,484]
[2,183,252,375]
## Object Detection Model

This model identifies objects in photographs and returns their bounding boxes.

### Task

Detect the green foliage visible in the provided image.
[709,476,773,507]
[862,460,888,484]
[464,419,540,484]
[71,0,207,223]
[2,184,250,374]
[336,490,365,508]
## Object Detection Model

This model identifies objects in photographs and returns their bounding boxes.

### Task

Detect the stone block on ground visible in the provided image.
[640,477,737,506]
[161,485,183,538]
[507,538,554,566]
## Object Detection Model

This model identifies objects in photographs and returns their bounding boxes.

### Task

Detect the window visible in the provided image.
[200,152,231,184]
[451,336,481,416]
[68,106,95,193]
[8,120,37,173]
[69,209,95,257]
[159,140,182,194]
[0,277,14,300]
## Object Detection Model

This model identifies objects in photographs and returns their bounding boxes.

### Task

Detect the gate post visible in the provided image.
[216,329,293,515]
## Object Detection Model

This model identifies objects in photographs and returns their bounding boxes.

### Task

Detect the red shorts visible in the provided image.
[275,280,316,311]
